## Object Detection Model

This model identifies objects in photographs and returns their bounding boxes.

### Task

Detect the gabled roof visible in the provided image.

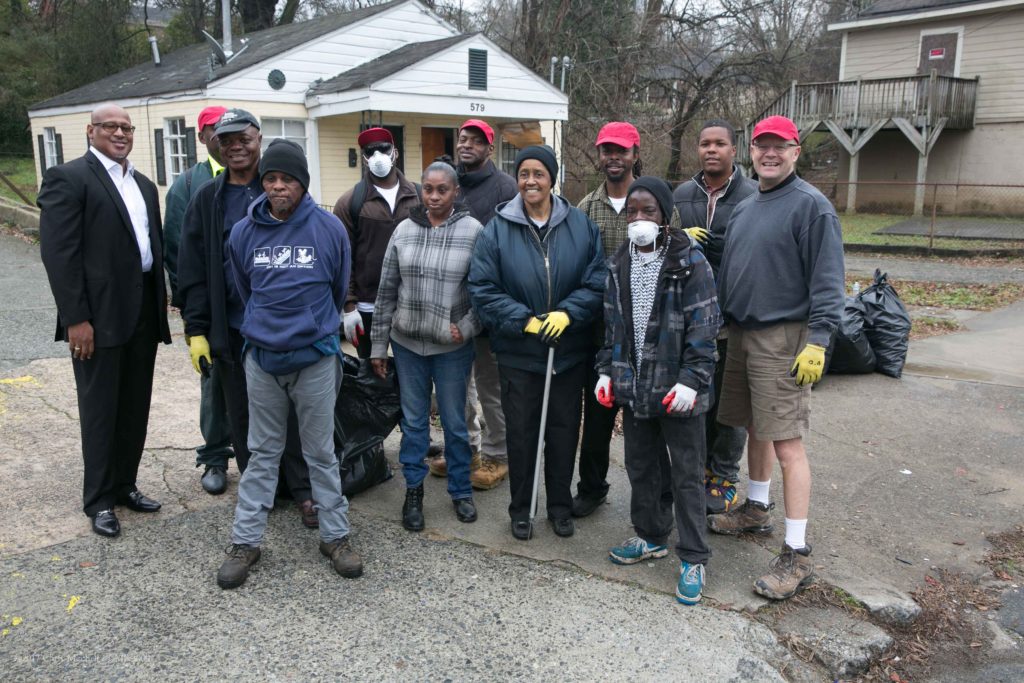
[860,0,991,16]
[309,34,470,96]
[29,0,403,111]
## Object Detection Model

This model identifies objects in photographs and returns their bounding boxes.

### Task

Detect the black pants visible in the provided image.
[622,408,710,565]
[355,311,373,359]
[75,272,159,516]
[577,343,616,500]
[216,327,311,499]
[499,361,585,522]
[705,338,747,481]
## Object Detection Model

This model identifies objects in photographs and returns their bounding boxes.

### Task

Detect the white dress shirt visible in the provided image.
[90,147,153,272]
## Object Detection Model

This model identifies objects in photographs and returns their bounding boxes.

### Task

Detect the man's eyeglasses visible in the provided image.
[92,122,136,135]
[751,142,797,154]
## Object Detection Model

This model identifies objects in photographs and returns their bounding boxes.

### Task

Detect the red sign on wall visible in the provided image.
[929,47,946,59]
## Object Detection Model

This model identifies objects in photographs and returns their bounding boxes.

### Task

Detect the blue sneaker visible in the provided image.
[676,561,705,605]
[609,536,669,565]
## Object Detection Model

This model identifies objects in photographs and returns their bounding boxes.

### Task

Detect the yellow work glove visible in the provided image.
[188,335,212,375]
[538,311,571,346]
[790,344,826,386]
[683,227,711,244]
[524,316,544,335]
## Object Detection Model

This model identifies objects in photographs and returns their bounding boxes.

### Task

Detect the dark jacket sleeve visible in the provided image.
[553,214,607,327]
[801,212,845,347]
[468,221,535,338]
[177,186,210,336]
[594,269,617,377]
[677,253,721,391]
[332,190,358,307]
[37,165,91,327]
[162,171,190,308]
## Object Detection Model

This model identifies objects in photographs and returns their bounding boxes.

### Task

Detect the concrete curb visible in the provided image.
[845,242,1024,258]
[0,196,39,237]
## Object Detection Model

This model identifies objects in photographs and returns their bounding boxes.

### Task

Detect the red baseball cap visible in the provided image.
[357,127,394,148]
[595,122,640,149]
[752,115,799,143]
[460,119,494,144]
[197,106,228,130]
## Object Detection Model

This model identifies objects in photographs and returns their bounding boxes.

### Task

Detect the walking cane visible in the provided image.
[527,346,557,539]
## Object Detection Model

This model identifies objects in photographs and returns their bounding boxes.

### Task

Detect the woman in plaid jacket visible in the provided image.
[370,160,483,531]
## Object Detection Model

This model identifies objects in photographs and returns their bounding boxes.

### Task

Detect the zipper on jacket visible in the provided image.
[526,226,552,312]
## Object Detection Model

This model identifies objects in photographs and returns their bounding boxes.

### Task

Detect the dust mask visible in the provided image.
[366,151,393,178]
[627,220,660,247]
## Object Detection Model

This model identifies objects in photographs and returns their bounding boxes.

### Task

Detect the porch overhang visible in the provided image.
[305,88,568,121]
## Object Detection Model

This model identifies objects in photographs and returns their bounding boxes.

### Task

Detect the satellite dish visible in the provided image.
[201,30,228,66]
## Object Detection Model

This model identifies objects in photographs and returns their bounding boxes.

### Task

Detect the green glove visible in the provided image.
[538,311,570,346]
[683,227,711,244]
[790,344,826,386]
[188,335,212,375]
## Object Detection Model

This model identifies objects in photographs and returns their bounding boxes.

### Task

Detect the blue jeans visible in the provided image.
[392,340,474,499]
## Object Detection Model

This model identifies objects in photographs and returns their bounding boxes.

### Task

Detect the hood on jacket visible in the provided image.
[495,193,571,229]
[249,191,316,228]
[408,202,472,228]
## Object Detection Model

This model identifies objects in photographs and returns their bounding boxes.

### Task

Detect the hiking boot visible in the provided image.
[754,544,814,600]
[402,485,425,532]
[298,499,319,529]
[676,561,705,605]
[707,499,774,535]
[705,471,737,515]
[609,536,669,565]
[429,451,481,478]
[216,544,260,589]
[471,457,508,490]
[319,536,363,579]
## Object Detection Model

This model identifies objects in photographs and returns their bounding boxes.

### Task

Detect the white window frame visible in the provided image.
[164,117,189,182]
[43,127,60,168]
[261,118,307,152]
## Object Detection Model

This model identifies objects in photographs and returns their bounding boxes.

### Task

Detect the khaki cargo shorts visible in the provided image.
[717,321,810,441]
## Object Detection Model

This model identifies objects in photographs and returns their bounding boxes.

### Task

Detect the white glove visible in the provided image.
[343,309,364,345]
[662,383,697,413]
[594,374,613,407]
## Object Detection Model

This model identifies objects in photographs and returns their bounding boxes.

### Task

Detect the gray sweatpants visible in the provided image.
[465,335,507,462]
[231,354,350,546]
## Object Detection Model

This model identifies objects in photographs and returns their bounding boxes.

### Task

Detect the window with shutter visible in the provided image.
[55,134,64,165]
[37,135,47,173]
[154,128,166,185]
[164,118,188,182]
[185,127,197,167]
[468,49,487,91]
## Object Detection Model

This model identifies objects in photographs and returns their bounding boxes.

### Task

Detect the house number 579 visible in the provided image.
[470,102,485,112]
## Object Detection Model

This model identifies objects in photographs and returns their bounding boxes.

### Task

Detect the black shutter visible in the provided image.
[55,134,64,164]
[154,128,166,186]
[185,127,197,167]
[468,49,487,91]
[37,134,47,173]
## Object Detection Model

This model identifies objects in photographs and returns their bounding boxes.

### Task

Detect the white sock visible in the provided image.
[784,518,807,550]
[747,479,771,505]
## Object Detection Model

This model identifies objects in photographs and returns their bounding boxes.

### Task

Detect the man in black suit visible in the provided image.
[38,103,172,538]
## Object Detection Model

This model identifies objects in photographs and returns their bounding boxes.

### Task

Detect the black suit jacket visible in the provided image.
[38,152,172,347]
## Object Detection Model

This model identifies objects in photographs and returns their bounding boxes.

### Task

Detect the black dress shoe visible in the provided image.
[511,520,531,540]
[453,498,477,523]
[571,493,607,518]
[118,490,162,513]
[91,509,120,537]
[201,466,227,495]
[551,517,575,537]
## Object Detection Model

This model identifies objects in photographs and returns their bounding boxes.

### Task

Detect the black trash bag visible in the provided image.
[859,269,911,378]
[826,296,876,374]
[333,354,401,495]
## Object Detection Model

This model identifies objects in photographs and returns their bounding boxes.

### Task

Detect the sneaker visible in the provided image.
[429,451,481,478]
[201,465,227,495]
[216,544,261,589]
[754,544,814,600]
[707,499,774,535]
[319,536,363,579]
[676,561,705,605]
[402,485,425,532]
[609,536,669,565]
[705,473,737,515]
[471,458,508,490]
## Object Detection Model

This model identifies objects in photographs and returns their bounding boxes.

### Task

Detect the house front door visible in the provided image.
[422,127,454,170]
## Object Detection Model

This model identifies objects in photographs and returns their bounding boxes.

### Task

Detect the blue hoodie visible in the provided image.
[228,192,351,352]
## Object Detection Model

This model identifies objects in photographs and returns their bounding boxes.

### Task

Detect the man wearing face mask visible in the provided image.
[333,128,420,358]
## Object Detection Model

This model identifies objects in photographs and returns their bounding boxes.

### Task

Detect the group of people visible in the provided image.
[37,101,844,605]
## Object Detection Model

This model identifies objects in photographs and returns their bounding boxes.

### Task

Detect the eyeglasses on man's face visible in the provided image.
[92,121,136,135]
[751,142,797,154]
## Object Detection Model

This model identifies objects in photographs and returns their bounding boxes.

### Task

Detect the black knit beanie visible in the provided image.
[627,176,674,225]
[514,145,559,183]
[260,139,309,191]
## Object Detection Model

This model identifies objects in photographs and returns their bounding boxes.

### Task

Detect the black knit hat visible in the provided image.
[514,145,559,183]
[627,176,674,225]
[260,139,309,191]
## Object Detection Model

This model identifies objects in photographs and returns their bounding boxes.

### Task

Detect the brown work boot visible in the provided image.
[298,499,319,529]
[754,544,814,600]
[471,457,508,490]
[216,544,261,589]
[707,499,774,535]
[319,536,363,579]
[428,451,481,478]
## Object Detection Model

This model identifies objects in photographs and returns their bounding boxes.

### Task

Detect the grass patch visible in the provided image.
[911,316,963,339]
[897,281,1024,310]
[0,155,38,206]
[841,213,1024,251]
[984,524,1024,581]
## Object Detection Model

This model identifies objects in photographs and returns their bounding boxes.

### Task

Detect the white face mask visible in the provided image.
[627,220,660,247]
[366,151,394,178]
